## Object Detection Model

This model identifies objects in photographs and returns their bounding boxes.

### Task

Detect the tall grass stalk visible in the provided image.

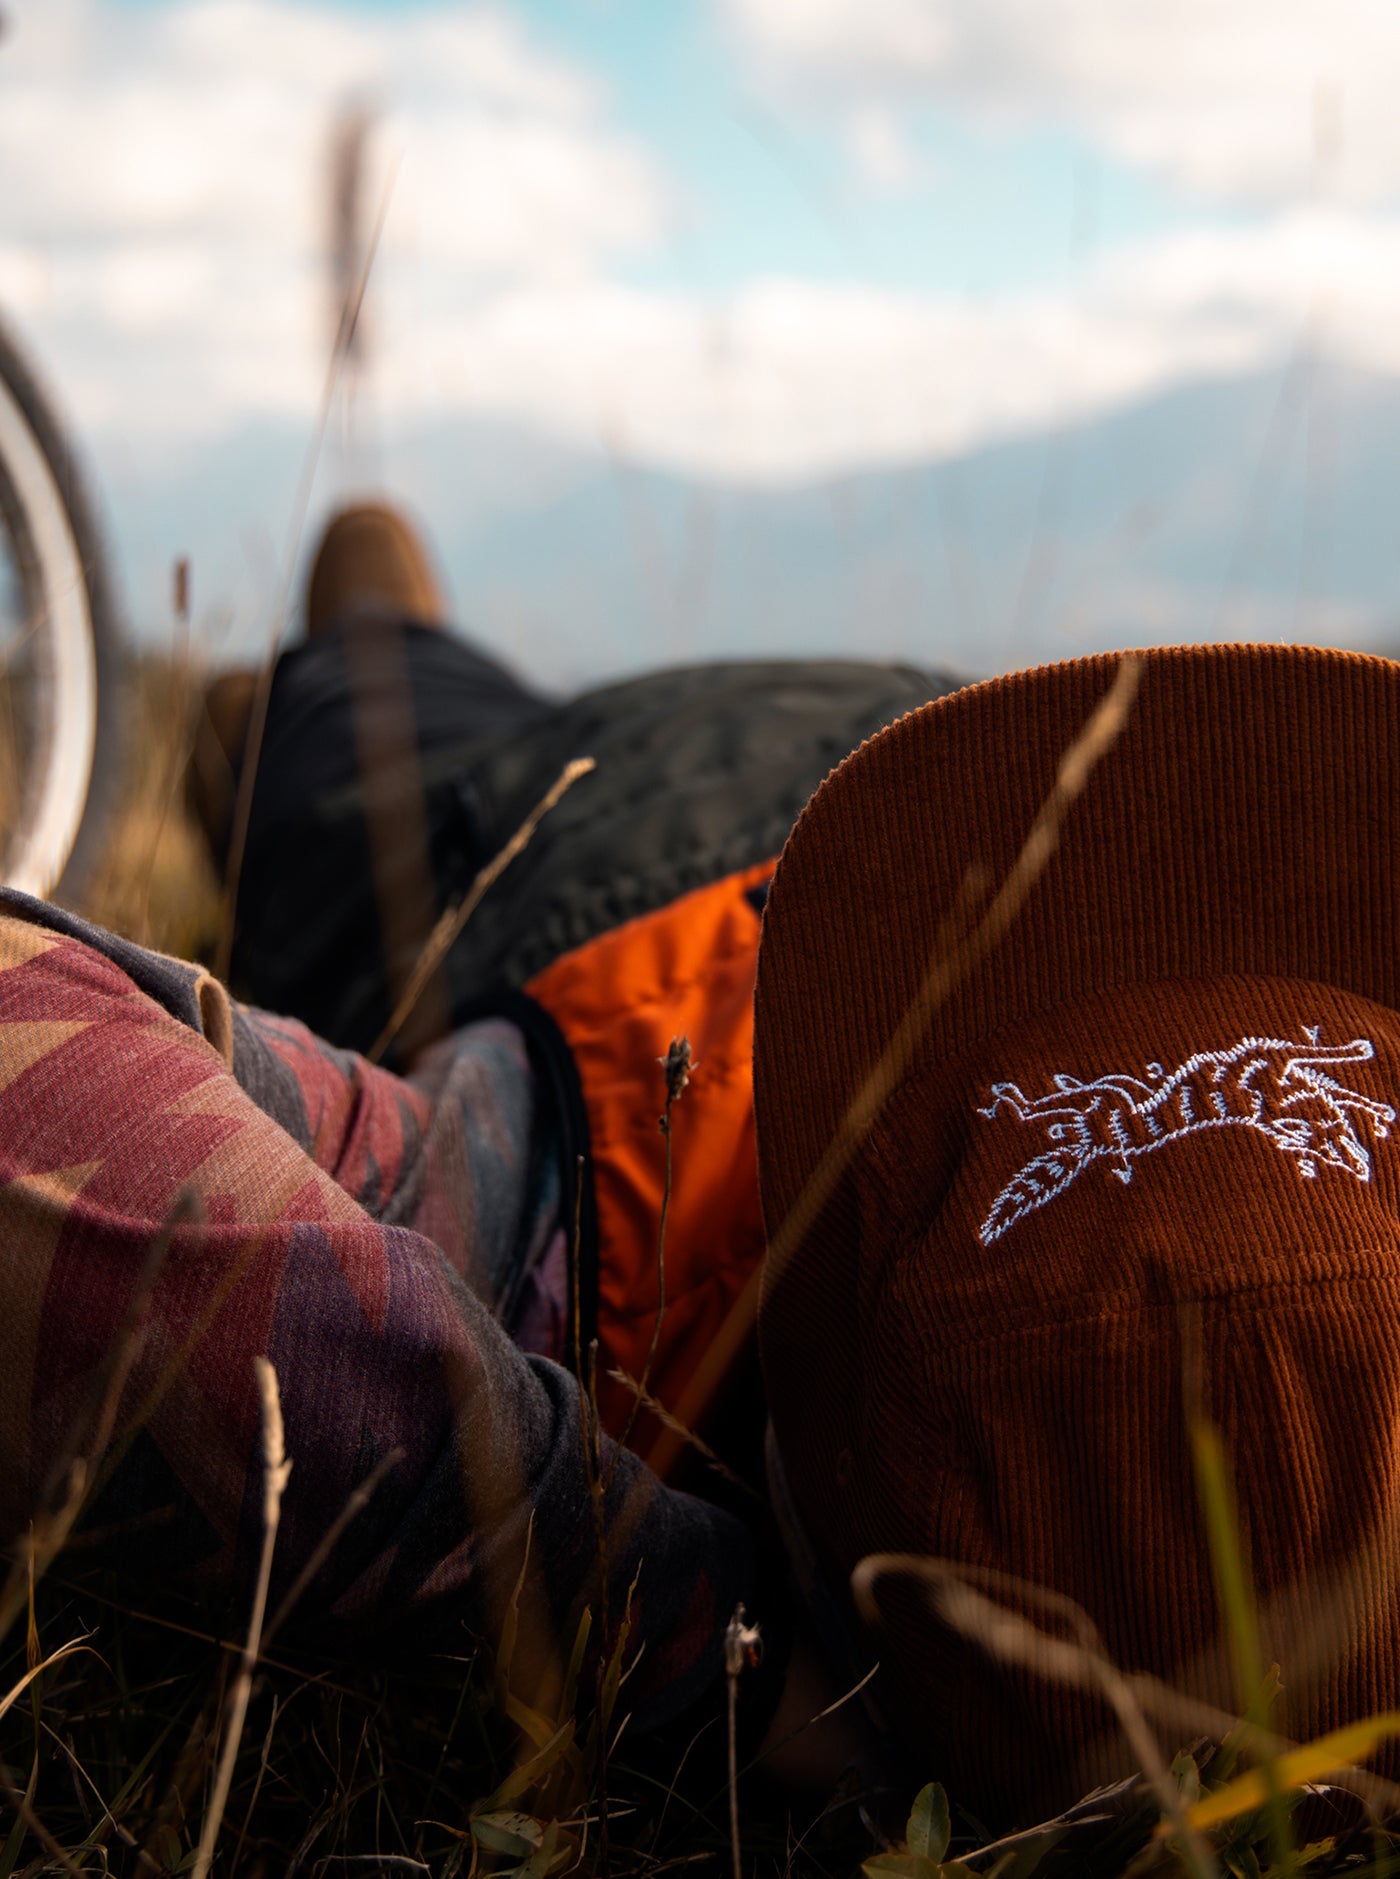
[851,1555,1220,1879]
[1188,1410,1296,1877]
[191,1355,291,1879]
[368,756,595,1063]
[607,1034,692,1480]
[214,154,399,985]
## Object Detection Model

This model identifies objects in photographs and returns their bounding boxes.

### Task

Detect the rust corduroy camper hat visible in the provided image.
[754,642,1400,1824]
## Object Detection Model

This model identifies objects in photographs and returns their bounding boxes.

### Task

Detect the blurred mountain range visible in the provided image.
[100,355,1400,691]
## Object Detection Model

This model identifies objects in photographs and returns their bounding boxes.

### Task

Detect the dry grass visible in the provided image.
[11,655,1400,1876]
[74,649,223,964]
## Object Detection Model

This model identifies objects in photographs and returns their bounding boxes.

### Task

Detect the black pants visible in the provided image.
[235,622,956,1060]
[234,618,551,1051]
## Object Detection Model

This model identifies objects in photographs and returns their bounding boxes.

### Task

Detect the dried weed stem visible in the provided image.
[607,1035,691,1481]
[605,1368,761,1503]
[768,655,1141,1288]
[263,1444,403,1647]
[214,158,398,984]
[0,1190,194,1643]
[369,756,595,1064]
[724,1606,762,1879]
[664,660,1142,1454]
[191,1355,292,1879]
[853,1553,1218,1879]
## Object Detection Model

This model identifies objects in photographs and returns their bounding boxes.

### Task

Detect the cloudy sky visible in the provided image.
[2,0,1398,672]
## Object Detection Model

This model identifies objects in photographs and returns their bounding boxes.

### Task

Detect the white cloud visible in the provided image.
[0,0,682,463]
[7,0,1400,497]
[0,0,668,282]
[728,0,951,87]
[845,106,924,193]
[359,208,1400,484]
[721,0,1400,205]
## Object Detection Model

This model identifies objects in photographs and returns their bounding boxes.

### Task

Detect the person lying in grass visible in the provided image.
[9,503,946,1791]
[8,502,1400,1826]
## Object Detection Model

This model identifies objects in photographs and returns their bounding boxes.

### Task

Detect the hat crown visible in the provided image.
[755,643,1400,1823]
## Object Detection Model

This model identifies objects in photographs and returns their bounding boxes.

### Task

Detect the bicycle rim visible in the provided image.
[0,344,101,899]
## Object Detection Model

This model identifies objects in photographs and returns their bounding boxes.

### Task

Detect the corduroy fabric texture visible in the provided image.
[753,642,1400,1824]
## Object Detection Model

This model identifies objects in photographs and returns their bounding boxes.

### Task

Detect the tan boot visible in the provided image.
[186,501,449,865]
[305,501,447,638]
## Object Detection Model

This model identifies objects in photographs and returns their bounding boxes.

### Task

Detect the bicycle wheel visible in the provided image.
[0,315,121,901]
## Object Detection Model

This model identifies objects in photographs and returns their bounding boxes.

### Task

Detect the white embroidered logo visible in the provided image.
[976,1030,1396,1246]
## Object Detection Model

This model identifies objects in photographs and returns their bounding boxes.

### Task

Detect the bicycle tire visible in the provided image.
[0,313,123,902]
